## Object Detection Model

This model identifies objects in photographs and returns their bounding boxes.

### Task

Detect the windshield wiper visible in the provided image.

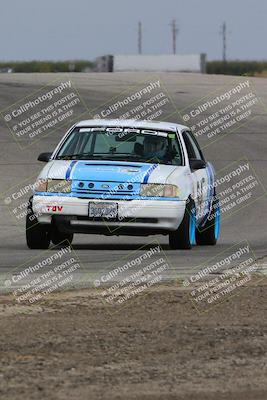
[98,154,149,162]
[56,154,86,160]
[56,154,148,161]
[56,154,109,160]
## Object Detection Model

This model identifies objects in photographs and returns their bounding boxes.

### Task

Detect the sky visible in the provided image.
[0,0,266,61]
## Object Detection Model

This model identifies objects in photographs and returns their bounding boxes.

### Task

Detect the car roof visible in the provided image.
[75,119,188,132]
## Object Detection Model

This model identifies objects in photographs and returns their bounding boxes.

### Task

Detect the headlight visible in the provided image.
[140,184,180,198]
[34,179,48,192]
[34,179,72,193]
[47,179,72,193]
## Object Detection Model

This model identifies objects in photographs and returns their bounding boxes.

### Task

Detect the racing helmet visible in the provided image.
[143,135,167,159]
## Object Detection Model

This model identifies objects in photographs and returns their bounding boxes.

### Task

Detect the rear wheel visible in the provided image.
[26,201,50,249]
[196,196,220,246]
[169,199,196,250]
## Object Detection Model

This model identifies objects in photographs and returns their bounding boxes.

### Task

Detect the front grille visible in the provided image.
[72,180,140,199]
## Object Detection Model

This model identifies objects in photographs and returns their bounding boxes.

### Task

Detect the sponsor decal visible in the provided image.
[47,205,64,212]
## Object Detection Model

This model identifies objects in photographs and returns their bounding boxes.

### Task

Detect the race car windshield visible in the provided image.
[55,128,183,166]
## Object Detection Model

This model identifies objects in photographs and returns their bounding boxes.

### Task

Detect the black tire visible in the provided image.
[51,224,73,247]
[169,199,196,250]
[26,201,50,249]
[196,196,220,246]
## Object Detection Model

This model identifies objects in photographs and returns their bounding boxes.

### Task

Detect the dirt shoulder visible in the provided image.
[0,280,266,400]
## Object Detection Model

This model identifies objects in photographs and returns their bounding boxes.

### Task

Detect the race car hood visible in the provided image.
[40,160,188,185]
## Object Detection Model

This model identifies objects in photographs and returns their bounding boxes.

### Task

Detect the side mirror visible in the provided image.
[38,152,52,162]
[190,159,206,170]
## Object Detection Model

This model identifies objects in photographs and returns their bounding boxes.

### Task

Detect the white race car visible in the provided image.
[26,119,220,250]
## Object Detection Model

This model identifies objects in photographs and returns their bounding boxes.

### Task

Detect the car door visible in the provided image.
[182,130,210,223]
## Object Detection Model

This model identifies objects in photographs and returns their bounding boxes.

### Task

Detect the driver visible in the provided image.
[143,135,168,161]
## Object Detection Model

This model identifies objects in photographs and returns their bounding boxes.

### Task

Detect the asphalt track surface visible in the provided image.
[0,72,266,292]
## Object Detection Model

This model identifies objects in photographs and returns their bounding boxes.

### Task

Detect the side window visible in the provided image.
[188,131,205,160]
[59,131,93,156]
[182,131,202,160]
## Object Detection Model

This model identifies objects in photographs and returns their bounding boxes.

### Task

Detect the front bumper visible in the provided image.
[32,195,186,235]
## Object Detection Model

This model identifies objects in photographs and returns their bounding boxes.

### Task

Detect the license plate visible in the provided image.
[89,202,118,220]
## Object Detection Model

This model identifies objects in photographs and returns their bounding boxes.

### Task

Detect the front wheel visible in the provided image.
[51,224,73,247]
[169,199,196,250]
[26,202,50,249]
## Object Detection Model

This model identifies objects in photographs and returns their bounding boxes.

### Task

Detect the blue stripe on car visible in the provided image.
[66,160,78,180]
[143,164,158,184]
[207,162,214,204]
[71,161,154,182]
